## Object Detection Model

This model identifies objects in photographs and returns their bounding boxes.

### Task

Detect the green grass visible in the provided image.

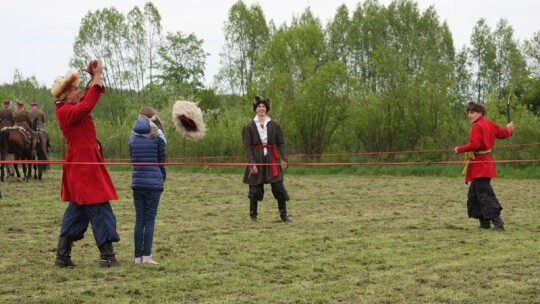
[0,170,538,303]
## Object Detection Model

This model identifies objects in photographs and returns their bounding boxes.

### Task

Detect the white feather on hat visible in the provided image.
[171,100,206,141]
[51,70,80,100]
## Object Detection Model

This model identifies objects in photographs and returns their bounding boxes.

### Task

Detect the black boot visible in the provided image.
[478,217,491,229]
[250,199,258,222]
[98,242,120,268]
[55,236,75,267]
[492,216,505,231]
[277,200,291,223]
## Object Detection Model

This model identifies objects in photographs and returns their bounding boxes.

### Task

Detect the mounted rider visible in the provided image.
[0,99,15,129]
[0,99,16,176]
[29,101,52,152]
[13,100,38,156]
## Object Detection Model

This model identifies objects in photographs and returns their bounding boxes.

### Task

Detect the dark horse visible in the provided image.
[33,130,50,180]
[0,128,45,182]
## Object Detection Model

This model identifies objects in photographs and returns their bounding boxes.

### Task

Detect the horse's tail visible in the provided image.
[35,137,49,172]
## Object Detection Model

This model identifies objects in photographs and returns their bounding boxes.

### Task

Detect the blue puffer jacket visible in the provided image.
[129,119,167,191]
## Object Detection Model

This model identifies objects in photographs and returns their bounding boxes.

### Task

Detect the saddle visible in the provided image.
[4,126,33,145]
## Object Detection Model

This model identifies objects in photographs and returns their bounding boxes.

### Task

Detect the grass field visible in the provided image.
[0,169,539,303]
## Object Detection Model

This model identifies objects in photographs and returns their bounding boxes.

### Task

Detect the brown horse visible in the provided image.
[32,130,50,180]
[0,128,36,182]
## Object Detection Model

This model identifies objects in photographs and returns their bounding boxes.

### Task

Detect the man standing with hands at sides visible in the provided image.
[51,59,121,267]
[242,96,291,223]
[455,101,513,231]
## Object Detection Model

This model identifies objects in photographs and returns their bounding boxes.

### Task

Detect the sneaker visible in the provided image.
[134,257,142,264]
[279,213,292,223]
[142,256,159,264]
[250,216,257,222]
[478,225,491,229]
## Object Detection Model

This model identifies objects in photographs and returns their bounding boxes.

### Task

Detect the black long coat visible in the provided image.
[242,119,288,185]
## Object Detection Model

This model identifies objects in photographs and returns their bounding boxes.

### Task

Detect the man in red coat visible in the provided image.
[454,102,513,231]
[51,59,121,267]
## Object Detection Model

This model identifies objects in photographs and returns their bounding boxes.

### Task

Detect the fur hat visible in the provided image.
[138,106,164,133]
[51,70,80,100]
[16,100,24,106]
[252,96,270,113]
[3,99,10,106]
[172,100,206,141]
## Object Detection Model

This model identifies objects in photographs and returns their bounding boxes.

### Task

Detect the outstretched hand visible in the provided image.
[82,59,103,76]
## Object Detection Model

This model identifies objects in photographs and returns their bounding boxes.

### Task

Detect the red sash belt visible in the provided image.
[253,144,279,177]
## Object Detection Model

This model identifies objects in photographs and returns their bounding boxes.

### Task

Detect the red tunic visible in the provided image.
[456,116,512,183]
[55,85,118,204]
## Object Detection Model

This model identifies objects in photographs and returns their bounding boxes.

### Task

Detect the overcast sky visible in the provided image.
[1,0,538,88]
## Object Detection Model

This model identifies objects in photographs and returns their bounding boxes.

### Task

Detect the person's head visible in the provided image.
[16,100,24,110]
[51,70,81,103]
[30,101,38,109]
[252,96,270,116]
[138,106,164,132]
[465,101,486,123]
[3,99,10,108]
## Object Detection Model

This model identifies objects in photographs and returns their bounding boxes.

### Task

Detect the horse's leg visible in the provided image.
[13,155,21,181]
[24,155,31,182]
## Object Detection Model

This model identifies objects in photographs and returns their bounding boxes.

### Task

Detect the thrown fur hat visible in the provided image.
[51,70,80,100]
[138,106,165,133]
[252,96,270,113]
[171,100,206,141]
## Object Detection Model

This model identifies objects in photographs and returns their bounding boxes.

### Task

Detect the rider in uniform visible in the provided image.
[0,99,16,176]
[29,101,51,152]
[13,100,38,154]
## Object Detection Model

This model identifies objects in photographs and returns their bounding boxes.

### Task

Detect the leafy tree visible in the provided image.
[72,7,129,92]
[492,19,524,99]
[217,0,269,95]
[469,18,497,102]
[155,31,207,98]
[522,31,540,114]
[126,2,162,93]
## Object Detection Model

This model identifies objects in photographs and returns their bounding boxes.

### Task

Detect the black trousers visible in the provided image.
[467,178,504,225]
[248,181,289,202]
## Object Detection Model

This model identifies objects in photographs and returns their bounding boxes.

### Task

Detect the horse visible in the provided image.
[32,130,50,180]
[0,128,38,182]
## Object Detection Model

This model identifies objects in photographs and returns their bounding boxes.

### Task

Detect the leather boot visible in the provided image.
[98,242,120,267]
[55,236,75,267]
[478,217,491,229]
[492,216,505,231]
[250,199,258,222]
[277,200,291,223]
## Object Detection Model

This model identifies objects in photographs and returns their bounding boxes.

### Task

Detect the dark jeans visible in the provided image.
[59,202,120,247]
[133,190,162,257]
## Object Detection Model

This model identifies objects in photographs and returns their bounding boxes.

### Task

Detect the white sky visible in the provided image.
[1,0,538,88]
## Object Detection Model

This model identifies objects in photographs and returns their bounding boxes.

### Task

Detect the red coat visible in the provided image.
[456,116,512,183]
[55,85,118,204]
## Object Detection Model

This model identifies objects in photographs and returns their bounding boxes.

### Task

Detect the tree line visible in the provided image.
[1,0,539,165]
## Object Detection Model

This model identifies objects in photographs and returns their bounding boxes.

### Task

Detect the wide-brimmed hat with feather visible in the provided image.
[51,70,80,100]
[171,100,206,141]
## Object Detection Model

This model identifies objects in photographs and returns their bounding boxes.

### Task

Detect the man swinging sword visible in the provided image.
[454,102,513,231]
